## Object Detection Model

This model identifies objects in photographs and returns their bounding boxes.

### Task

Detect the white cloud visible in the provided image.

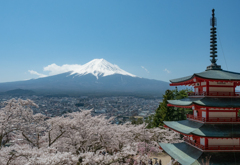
[28,70,47,78]
[164,68,171,74]
[28,63,82,78]
[141,66,149,73]
[43,63,82,75]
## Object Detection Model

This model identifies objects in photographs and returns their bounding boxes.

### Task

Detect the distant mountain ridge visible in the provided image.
[0,89,35,96]
[0,59,174,96]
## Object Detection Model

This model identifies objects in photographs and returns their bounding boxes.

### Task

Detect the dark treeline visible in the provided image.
[131,88,192,128]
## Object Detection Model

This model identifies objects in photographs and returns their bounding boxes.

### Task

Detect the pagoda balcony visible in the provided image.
[206,145,240,151]
[187,114,240,123]
[188,91,240,97]
[208,117,240,122]
[188,92,206,96]
[186,114,206,122]
[184,137,240,151]
[183,137,205,150]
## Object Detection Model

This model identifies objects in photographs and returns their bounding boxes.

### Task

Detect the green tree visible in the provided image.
[150,88,192,127]
[152,90,175,127]
[173,88,192,121]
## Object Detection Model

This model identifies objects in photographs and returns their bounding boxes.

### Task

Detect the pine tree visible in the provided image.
[153,90,175,127]
[150,88,192,127]
[174,88,192,121]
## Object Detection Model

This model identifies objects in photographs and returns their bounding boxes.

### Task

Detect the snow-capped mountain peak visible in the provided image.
[71,59,136,79]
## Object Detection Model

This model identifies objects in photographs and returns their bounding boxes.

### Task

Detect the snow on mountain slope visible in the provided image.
[71,59,136,79]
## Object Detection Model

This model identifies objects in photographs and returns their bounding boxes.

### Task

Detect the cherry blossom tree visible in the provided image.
[0,99,38,149]
[0,99,181,165]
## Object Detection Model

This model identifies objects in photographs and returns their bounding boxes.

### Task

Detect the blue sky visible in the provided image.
[1,0,240,83]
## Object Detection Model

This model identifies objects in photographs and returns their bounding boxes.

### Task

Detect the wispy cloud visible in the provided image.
[141,66,149,73]
[43,63,82,75]
[164,68,171,74]
[28,70,47,78]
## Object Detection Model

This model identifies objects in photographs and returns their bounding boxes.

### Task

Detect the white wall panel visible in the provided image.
[209,87,233,92]
[208,139,239,145]
[209,82,233,86]
[209,112,235,118]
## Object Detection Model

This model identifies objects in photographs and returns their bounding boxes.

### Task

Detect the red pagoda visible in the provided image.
[159,9,240,165]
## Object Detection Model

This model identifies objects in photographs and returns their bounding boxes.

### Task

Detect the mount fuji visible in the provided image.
[70,59,136,79]
[0,59,173,96]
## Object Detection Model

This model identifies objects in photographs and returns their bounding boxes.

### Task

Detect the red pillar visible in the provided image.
[205,137,208,150]
[236,109,238,120]
[206,107,209,122]
[206,81,209,95]
[234,82,236,95]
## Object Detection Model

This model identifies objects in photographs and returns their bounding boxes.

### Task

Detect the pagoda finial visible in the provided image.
[206,9,222,70]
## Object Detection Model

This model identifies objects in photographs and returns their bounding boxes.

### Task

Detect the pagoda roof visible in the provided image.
[170,69,240,84]
[164,120,240,137]
[159,142,202,165]
[159,142,240,165]
[167,97,240,108]
[164,120,203,135]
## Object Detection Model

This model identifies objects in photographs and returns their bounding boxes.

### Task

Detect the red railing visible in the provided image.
[184,137,205,150]
[187,115,240,123]
[206,145,240,150]
[188,92,206,96]
[187,114,205,122]
[208,91,237,96]
[208,117,240,122]
[236,92,240,96]
[188,91,240,97]
[184,137,240,151]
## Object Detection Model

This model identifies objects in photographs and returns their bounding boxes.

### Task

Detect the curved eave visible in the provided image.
[159,143,240,165]
[170,69,240,86]
[165,120,240,137]
[159,143,202,165]
[191,124,240,138]
[164,120,203,135]
[170,75,195,86]
[167,103,240,109]
[167,99,193,108]
[167,98,240,108]
[167,103,193,108]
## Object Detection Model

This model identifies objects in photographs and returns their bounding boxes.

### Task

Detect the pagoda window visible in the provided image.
[208,87,235,96]
[209,108,236,111]
[200,138,205,146]
[209,112,235,118]
[209,81,234,86]
[202,111,206,118]
[195,88,199,93]
[194,110,198,117]
[209,87,234,92]
[208,138,239,146]
[201,82,206,86]
[203,87,206,91]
